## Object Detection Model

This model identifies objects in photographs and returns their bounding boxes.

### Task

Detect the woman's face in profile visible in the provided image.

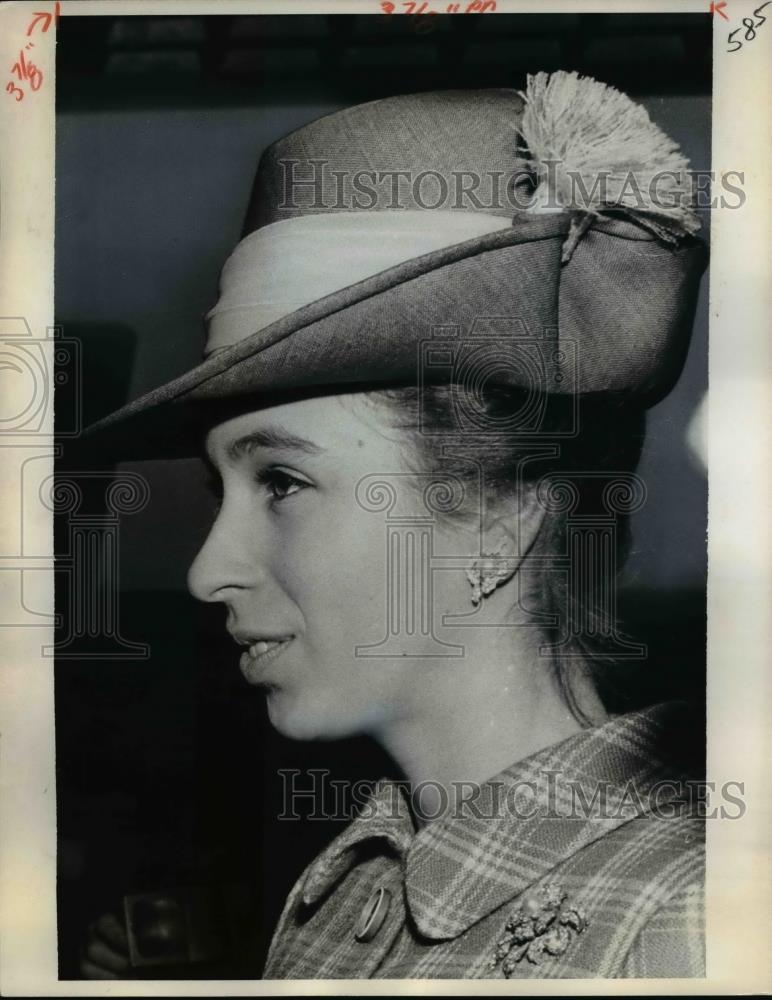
[187,392,476,742]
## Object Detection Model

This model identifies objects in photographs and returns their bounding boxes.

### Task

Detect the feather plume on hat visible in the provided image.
[517,71,700,262]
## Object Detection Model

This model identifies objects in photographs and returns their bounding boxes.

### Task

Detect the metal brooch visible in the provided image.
[491,883,587,977]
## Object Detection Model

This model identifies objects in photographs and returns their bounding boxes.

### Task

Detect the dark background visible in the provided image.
[54,13,710,979]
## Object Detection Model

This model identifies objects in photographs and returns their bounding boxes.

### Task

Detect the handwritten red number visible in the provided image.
[384,0,495,13]
[6,81,24,102]
[10,49,43,92]
[12,50,29,81]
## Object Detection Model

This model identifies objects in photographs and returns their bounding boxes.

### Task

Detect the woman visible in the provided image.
[81,73,707,979]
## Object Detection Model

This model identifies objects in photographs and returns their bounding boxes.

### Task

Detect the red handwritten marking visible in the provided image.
[380,0,496,12]
[26,2,61,36]
[11,50,43,91]
[12,49,28,80]
[710,1,729,18]
[7,2,57,101]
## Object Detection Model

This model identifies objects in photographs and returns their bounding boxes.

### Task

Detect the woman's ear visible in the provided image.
[465,487,547,606]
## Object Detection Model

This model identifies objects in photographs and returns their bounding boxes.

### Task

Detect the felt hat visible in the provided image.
[84,73,707,458]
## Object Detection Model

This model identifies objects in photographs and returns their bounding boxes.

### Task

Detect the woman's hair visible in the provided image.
[368,383,647,724]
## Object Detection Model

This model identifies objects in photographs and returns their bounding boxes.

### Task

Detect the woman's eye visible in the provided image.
[257,468,309,504]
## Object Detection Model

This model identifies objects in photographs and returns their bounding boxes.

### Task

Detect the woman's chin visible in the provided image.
[265,691,363,743]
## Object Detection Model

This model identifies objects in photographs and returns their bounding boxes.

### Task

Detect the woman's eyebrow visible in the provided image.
[226,426,325,461]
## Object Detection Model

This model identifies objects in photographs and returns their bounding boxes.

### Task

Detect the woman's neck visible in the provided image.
[372,631,608,829]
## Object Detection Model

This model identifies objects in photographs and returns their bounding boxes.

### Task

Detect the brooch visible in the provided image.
[491,883,587,976]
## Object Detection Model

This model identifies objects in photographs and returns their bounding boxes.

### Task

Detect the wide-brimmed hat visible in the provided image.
[84,73,707,459]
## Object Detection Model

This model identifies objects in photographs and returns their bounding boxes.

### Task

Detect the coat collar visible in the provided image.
[300,702,697,940]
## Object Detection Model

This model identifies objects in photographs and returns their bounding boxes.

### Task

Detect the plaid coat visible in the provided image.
[263,702,705,980]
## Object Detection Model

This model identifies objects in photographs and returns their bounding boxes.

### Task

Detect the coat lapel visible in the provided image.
[405,702,694,939]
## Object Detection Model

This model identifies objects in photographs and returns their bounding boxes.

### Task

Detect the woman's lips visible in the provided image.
[239,637,293,684]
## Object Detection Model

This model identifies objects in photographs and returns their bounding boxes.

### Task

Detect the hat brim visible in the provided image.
[79,212,707,461]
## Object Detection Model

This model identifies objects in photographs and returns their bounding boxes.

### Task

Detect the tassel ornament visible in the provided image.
[517,71,701,262]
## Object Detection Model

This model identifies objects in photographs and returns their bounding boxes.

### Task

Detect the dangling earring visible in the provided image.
[465,549,513,607]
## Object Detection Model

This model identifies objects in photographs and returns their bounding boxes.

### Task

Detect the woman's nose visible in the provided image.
[187,505,264,603]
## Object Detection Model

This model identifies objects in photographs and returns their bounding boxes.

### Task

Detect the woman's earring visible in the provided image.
[465,550,513,607]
